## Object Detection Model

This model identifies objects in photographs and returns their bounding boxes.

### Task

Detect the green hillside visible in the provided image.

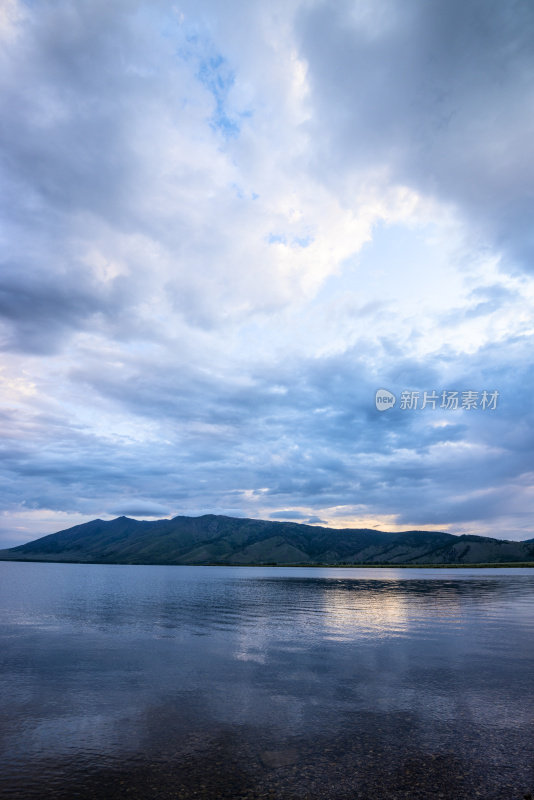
[0,514,533,566]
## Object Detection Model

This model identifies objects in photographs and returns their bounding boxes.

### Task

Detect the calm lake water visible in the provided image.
[0,563,533,800]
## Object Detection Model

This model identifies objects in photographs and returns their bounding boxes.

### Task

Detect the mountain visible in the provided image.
[0,514,533,565]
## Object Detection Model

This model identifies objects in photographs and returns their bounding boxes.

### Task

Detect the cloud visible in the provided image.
[297,0,534,272]
[0,0,533,547]
[0,0,384,354]
[2,331,534,541]
[270,510,309,520]
[107,503,172,518]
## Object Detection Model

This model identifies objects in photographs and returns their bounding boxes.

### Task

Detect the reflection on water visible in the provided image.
[0,563,533,799]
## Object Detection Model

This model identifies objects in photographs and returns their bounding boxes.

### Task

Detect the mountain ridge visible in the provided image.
[0,514,533,566]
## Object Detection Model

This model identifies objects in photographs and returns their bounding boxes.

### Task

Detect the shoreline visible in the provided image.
[0,556,533,568]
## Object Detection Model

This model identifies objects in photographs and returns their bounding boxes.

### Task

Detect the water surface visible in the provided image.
[1,563,533,799]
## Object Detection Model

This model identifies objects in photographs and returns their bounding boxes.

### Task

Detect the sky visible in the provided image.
[1,0,534,548]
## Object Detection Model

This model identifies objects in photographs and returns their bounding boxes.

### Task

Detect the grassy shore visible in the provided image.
[209,562,534,568]
[0,555,533,568]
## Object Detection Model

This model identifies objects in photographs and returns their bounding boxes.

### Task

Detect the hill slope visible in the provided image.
[0,515,533,565]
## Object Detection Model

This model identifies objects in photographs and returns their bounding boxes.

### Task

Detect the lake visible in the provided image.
[0,562,533,799]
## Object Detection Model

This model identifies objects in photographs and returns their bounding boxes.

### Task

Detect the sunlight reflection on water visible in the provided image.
[1,563,533,799]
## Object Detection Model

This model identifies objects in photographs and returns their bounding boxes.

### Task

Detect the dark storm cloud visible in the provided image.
[297,0,534,271]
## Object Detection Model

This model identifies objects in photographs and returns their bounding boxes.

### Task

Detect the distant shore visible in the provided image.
[1,556,533,568]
